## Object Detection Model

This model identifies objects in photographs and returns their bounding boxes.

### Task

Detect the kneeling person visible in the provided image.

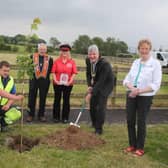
[0,61,21,132]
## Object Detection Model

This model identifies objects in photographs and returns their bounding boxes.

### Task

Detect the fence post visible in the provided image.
[111,66,118,107]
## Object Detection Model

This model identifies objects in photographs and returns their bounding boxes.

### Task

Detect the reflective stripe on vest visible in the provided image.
[0,76,14,105]
[33,53,49,79]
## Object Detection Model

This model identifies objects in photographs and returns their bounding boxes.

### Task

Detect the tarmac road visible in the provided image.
[24,109,168,124]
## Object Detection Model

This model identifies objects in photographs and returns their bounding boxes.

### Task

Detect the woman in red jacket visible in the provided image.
[52,44,78,123]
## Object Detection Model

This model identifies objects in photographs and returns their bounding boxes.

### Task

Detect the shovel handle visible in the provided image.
[74,112,82,124]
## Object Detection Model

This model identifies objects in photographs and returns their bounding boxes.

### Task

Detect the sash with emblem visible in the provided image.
[33,53,49,79]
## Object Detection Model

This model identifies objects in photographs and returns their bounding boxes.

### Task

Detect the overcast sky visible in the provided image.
[0,0,168,49]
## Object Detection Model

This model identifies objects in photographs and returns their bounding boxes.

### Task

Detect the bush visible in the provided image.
[0,44,11,51]
[117,53,133,58]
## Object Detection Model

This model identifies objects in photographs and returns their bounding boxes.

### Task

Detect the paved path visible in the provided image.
[24,109,168,124]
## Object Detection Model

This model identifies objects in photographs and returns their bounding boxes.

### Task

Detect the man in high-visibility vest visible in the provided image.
[0,61,21,132]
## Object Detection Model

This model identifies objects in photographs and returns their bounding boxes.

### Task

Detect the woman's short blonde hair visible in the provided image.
[138,39,152,50]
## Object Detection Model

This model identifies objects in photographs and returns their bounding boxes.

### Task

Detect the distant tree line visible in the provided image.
[0,34,46,45]
[0,34,46,52]
[72,35,128,56]
[49,35,128,56]
[0,34,129,56]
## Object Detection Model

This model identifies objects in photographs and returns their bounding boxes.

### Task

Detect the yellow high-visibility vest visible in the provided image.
[0,76,14,106]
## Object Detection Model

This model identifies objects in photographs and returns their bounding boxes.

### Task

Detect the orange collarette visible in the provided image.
[33,53,49,79]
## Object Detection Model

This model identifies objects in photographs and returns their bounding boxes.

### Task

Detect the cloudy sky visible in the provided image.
[0,0,168,49]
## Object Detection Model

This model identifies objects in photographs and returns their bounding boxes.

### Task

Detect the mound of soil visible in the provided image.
[6,135,40,152]
[5,126,105,152]
[41,126,105,150]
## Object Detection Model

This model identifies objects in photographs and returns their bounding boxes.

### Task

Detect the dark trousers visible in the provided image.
[53,85,73,120]
[0,106,6,127]
[90,94,108,130]
[28,78,50,117]
[126,94,153,149]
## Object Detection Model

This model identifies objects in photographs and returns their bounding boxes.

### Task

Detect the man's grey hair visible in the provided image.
[88,44,99,54]
[38,43,47,49]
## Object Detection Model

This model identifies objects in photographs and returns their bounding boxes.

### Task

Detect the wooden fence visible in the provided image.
[11,63,168,109]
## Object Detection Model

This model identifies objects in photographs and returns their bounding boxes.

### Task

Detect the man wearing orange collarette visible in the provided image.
[27,43,53,122]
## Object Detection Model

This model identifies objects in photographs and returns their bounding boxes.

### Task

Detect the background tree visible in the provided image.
[0,36,5,45]
[92,37,105,55]
[0,35,13,44]
[13,34,26,45]
[104,37,117,56]
[73,35,128,56]
[116,41,128,54]
[49,37,60,49]
[73,35,92,54]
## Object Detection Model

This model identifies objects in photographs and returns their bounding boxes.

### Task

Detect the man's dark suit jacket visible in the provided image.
[86,57,114,97]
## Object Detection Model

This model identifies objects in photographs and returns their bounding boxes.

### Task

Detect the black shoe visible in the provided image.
[39,116,47,122]
[62,119,69,124]
[26,116,33,122]
[53,119,60,123]
[95,129,103,135]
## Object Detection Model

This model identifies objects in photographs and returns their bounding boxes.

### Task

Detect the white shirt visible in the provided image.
[123,56,162,96]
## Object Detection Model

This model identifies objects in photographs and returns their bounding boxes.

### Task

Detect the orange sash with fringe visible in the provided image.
[33,53,49,79]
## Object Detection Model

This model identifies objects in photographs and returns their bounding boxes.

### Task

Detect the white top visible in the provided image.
[123,56,162,96]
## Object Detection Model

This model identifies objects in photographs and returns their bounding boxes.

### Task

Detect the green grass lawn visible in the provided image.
[0,124,167,168]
